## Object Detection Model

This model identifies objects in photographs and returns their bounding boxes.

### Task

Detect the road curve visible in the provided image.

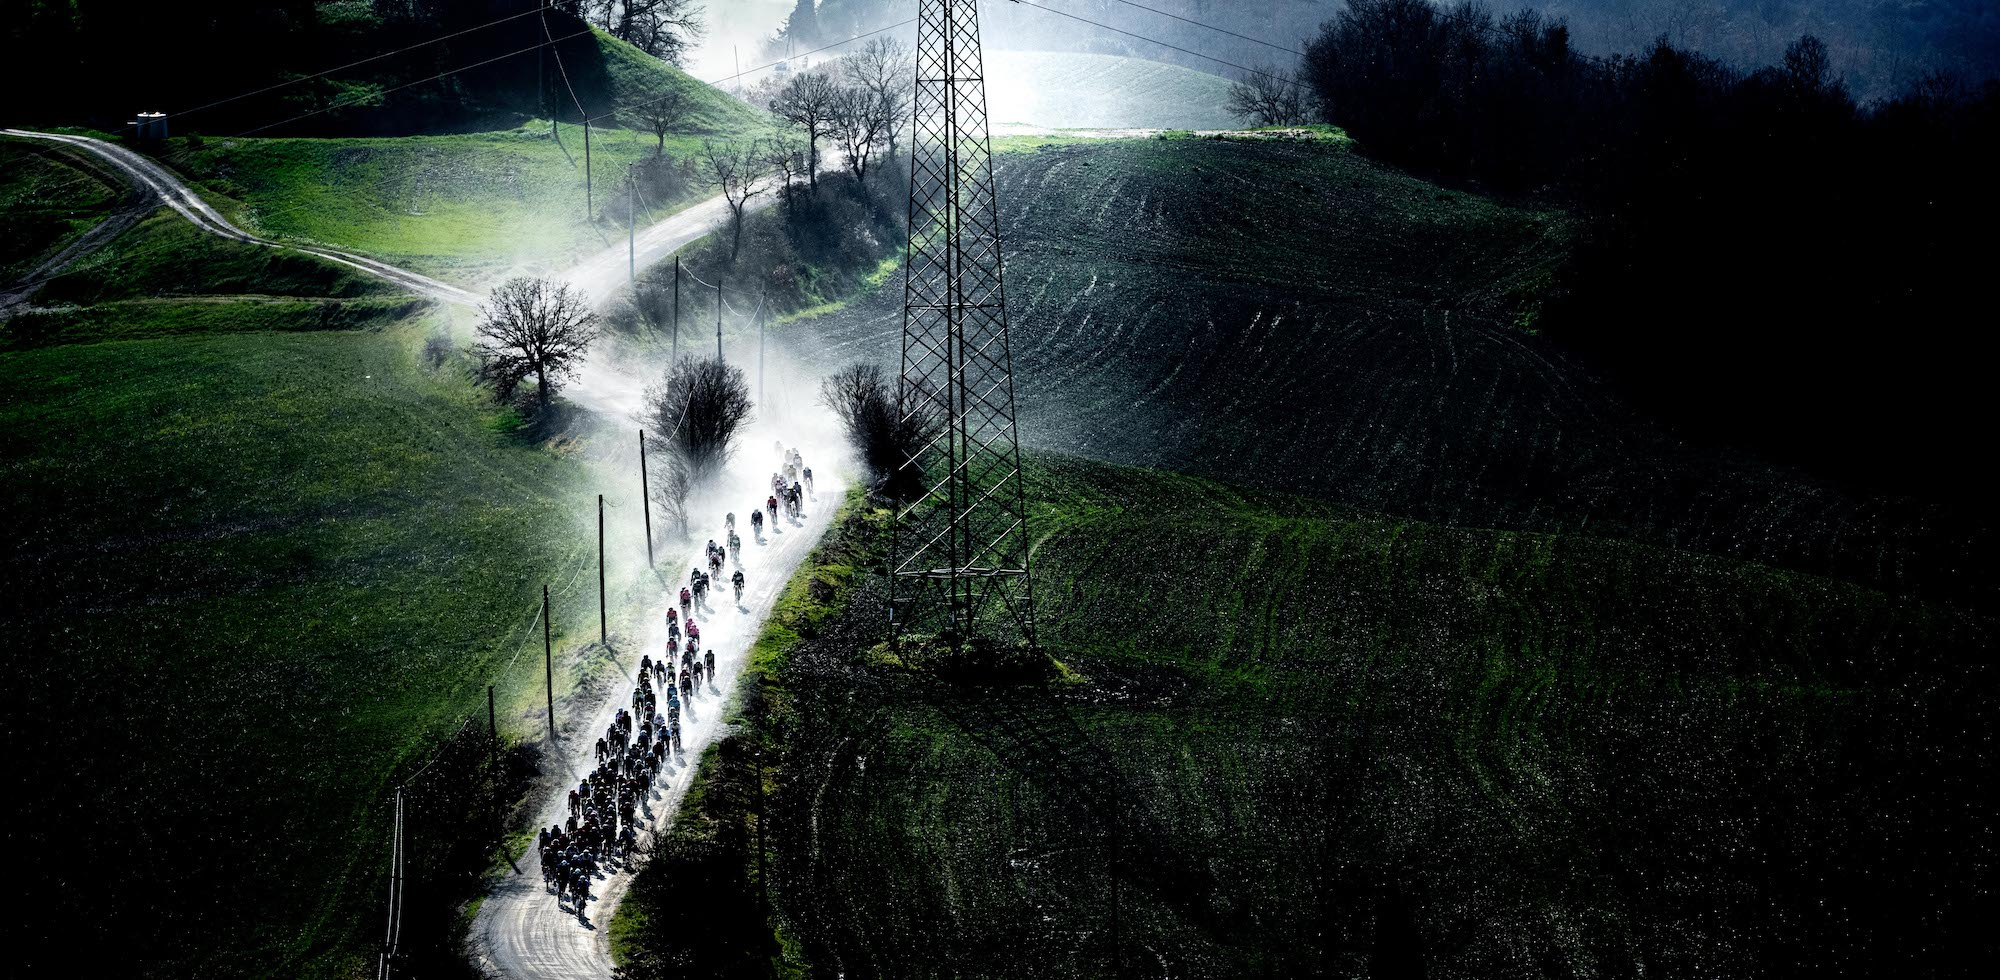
[564,180,780,307]
[2,129,778,314]
[3,129,483,306]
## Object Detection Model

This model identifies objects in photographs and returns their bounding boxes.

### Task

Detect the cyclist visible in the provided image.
[766,495,778,524]
[704,648,716,680]
[678,586,691,613]
[727,530,741,562]
[725,512,736,533]
[732,568,745,604]
[803,466,814,495]
[750,508,764,536]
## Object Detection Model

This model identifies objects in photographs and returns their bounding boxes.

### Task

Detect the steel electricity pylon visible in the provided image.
[891,0,1037,652]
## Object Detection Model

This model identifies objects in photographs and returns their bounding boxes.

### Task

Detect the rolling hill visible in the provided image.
[783,135,1991,609]
[612,453,1994,977]
[609,131,1997,979]
[0,149,636,976]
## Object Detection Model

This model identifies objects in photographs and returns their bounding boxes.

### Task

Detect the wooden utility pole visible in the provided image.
[672,256,681,363]
[487,684,499,837]
[716,277,724,362]
[597,493,608,645]
[628,176,636,285]
[584,117,593,216]
[757,288,767,404]
[755,748,769,911]
[487,685,498,768]
[543,585,555,738]
[640,430,654,566]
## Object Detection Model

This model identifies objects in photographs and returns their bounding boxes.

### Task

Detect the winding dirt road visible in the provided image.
[2,129,483,305]
[470,436,842,979]
[3,128,833,979]
[1,129,780,313]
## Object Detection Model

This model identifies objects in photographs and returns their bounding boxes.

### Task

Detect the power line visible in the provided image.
[237,27,594,137]
[1006,1,1297,86]
[592,18,919,124]
[544,9,591,120]
[175,6,550,123]
[1102,0,1303,57]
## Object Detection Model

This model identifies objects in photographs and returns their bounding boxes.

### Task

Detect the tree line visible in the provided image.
[1,1,705,134]
[1299,0,2000,492]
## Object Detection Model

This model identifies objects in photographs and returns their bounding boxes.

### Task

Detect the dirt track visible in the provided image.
[2,129,484,306]
[2,129,791,314]
[1,127,839,979]
[469,419,844,979]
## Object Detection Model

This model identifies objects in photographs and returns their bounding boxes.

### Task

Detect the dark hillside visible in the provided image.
[1299,2,2000,503]
[615,455,1996,978]
[786,137,1992,609]
[2,4,754,137]
[0,209,599,977]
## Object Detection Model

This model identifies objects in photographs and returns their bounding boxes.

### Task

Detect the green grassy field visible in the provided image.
[156,122,749,289]
[0,138,124,281]
[139,27,774,289]
[985,51,1241,131]
[614,455,1993,978]
[26,208,400,308]
[0,186,653,973]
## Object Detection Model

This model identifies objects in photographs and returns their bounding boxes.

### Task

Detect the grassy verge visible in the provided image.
[0,137,123,281]
[29,208,399,307]
[606,167,907,343]
[609,486,876,977]
[610,453,1993,978]
[3,295,433,349]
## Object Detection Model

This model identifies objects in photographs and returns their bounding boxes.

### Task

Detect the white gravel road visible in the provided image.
[469,429,843,979]
[1,128,483,305]
[2,127,844,979]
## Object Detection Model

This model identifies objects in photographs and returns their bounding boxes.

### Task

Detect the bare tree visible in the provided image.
[648,455,695,539]
[762,133,807,210]
[473,277,600,412]
[701,139,766,259]
[1227,66,1308,127]
[768,69,840,189]
[820,362,929,500]
[843,36,914,156]
[631,277,672,340]
[830,84,893,184]
[644,356,754,487]
[639,87,693,155]
[616,0,706,65]
[1784,34,1836,96]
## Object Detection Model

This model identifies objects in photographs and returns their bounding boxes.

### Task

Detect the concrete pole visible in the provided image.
[597,493,607,645]
[544,585,554,737]
[640,430,654,566]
